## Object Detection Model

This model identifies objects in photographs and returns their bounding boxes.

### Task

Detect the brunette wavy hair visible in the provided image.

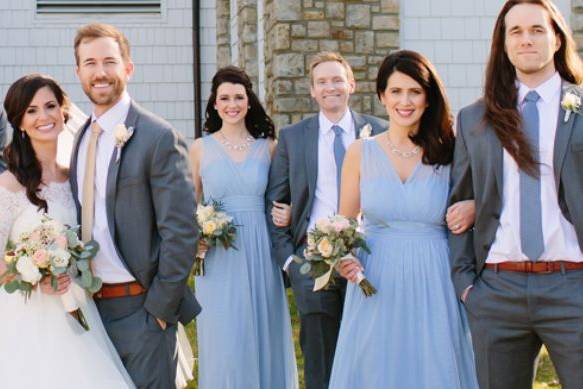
[204,66,275,139]
[3,74,70,212]
[376,50,455,166]
[484,0,583,175]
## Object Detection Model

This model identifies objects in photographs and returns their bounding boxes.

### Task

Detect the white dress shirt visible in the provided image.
[486,72,583,263]
[76,91,136,282]
[284,109,356,270]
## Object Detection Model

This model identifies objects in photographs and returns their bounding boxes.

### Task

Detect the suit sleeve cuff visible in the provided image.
[282,255,295,272]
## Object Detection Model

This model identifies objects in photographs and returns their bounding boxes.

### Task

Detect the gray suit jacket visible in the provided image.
[0,109,7,173]
[267,111,388,269]
[70,101,200,324]
[449,86,583,297]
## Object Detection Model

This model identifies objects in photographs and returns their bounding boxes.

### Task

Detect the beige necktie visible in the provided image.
[81,122,103,242]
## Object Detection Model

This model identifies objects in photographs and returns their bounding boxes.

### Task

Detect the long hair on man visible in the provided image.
[484,0,583,175]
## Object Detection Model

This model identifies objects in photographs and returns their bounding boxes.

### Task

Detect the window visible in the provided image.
[36,0,162,14]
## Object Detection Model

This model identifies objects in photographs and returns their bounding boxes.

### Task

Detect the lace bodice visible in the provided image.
[0,182,76,254]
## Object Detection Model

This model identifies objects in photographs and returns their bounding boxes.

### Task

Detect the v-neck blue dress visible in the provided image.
[329,138,478,388]
[195,136,298,389]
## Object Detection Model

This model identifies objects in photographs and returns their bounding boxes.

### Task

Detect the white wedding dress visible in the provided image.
[0,182,135,388]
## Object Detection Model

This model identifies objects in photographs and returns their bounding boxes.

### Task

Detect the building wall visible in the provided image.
[200,0,218,120]
[263,0,400,129]
[400,0,572,113]
[0,0,197,139]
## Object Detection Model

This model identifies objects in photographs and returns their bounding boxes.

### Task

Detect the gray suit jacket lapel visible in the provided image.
[304,116,319,202]
[486,125,504,200]
[553,83,578,192]
[70,117,92,221]
[105,101,139,243]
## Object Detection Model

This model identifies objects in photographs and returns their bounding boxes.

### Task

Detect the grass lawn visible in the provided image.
[185,289,560,389]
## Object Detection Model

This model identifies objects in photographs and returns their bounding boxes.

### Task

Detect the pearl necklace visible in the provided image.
[219,131,255,152]
[385,132,420,159]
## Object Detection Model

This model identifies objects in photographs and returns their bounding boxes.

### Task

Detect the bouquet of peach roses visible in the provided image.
[193,199,238,276]
[296,215,377,297]
[1,216,101,330]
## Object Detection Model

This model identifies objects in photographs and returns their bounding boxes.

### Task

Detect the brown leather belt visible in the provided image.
[94,281,146,299]
[485,261,583,273]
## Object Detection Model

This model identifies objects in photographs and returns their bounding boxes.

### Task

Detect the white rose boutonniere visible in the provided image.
[561,91,582,123]
[113,124,134,162]
[359,123,372,139]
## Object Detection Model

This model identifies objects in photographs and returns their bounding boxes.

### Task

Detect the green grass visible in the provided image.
[184,289,560,389]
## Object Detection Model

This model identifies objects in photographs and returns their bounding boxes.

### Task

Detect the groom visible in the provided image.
[70,23,200,388]
[450,1,583,388]
[267,51,386,389]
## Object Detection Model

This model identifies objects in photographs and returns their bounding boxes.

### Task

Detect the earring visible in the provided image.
[20,130,25,139]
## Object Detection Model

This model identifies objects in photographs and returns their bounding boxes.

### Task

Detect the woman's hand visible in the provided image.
[0,261,15,285]
[336,257,364,283]
[446,200,476,235]
[272,201,292,227]
[197,239,209,258]
[39,274,71,295]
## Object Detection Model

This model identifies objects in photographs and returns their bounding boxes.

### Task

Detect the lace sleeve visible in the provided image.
[0,188,22,255]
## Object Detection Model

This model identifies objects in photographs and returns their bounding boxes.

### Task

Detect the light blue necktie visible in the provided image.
[332,125,345,210]
[520,90,544,261]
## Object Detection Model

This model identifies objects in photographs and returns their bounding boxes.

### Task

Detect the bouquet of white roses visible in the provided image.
[194,199,238,276]
[1,216,101,331]
[296,215,377,297]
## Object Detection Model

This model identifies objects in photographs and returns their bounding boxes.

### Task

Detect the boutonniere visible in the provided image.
[359,123,372,139]
[561,90,582,123]
[113,124,134,162]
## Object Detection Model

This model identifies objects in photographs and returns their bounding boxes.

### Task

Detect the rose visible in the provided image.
[315,218,332,233]
[202,220,218,236]
[317,238,334,258]
[196,205,215,223]
[359,123,372,139]
[51,249,71,268]
[32,249,50,268]
[16,256,42,284]
[561,92,581,111]
[114,124,131,147]
[54,235,68,250]
[329,215,350,232]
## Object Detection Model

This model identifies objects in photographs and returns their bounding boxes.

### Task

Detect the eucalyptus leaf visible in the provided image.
[4,280,19,294]
[76,260,90,272]
[300,263,311,275]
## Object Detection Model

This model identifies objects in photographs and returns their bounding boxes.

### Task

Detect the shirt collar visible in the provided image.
[517,71,561,105]
[91,91,131,133]
[318,109,353,136]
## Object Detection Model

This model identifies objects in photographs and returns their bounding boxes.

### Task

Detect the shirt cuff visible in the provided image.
[282,255,295,272]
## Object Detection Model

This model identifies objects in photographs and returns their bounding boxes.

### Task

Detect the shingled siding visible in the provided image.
[0,0,197,139]
[262,0,399,129]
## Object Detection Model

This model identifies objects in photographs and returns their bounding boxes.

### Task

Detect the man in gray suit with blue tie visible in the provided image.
[267,52,387,389]
[449,1,583,388]
[70,23,199,388]
[0,108,8,173]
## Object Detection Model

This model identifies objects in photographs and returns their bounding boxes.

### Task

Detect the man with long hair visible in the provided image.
[266,52,387,389]
[449,1,583,388]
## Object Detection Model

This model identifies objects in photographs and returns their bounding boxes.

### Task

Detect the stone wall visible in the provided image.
[263,0,400,129]
[572,0,583,56]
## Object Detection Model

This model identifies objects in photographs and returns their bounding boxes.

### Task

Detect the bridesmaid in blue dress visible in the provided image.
[189,66,298,388]
[329,51,479,388]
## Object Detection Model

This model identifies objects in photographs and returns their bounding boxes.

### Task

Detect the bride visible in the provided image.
[0,74,135,388]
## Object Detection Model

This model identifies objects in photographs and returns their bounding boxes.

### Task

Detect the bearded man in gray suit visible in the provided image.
[70,23,199,388]
[266,52,387,389]
[449,1,583,388]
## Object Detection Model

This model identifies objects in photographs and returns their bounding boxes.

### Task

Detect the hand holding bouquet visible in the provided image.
[194,199,238,276]
[296,215,377,297]
[1,216,101,330]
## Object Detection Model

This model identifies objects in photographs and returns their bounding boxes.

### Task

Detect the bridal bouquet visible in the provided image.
[194,199,238,276]
[296,215,377,297]
[1,216,102,331]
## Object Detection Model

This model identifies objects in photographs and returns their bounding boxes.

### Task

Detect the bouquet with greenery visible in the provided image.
[194,199,238,276]
[297,215,376,297]
[1,216,101,330]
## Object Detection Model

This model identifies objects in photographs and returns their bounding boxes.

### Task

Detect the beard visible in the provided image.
[83,76,126,108]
